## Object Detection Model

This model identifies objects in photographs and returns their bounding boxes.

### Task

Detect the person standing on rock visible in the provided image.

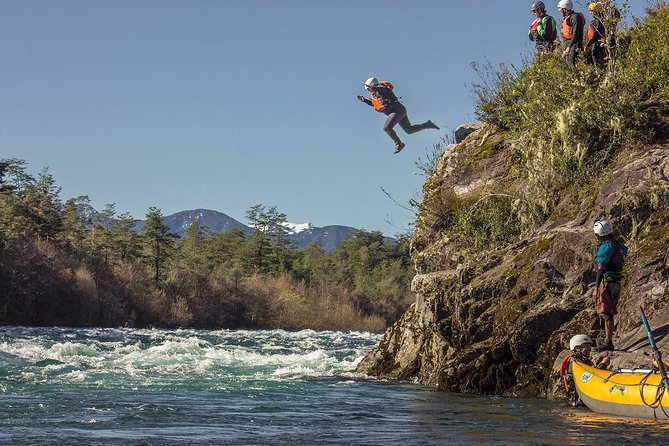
[592,220,628,351]
[557,0,585,66]
[529,1,558,52]
[357,77,439,154]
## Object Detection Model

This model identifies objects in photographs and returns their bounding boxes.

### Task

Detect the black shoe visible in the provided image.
[393,142,406,154]
[427,120,440,130]
[594,341,614,352]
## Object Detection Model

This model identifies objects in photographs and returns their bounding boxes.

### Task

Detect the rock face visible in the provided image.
[454,122,486,143]
[357,124,669,397]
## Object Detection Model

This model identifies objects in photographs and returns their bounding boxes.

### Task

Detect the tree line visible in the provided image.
[0,159,414,332]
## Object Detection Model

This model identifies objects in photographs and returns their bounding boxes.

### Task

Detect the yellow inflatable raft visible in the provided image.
[572,359,669,420]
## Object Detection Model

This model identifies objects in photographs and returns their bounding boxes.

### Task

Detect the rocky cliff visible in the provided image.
[357,124,669,397]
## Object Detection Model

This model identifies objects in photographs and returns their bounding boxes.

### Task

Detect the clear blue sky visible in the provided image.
[1,0,648,235]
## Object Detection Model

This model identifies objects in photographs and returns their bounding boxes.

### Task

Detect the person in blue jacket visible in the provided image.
[592,220,628,351]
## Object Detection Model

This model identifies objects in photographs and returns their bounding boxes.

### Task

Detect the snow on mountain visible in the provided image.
[283,222,314,234]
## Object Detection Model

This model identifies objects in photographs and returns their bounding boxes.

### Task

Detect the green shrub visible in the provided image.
[470,3,669,234]
[453,193,520,251]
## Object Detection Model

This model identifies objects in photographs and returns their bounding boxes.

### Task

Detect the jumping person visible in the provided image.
[357,77,439,154]
[557,0,585,66]
[529,1,558,52]
[592,220,628,351]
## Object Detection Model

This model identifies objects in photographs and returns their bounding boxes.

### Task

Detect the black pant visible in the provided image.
[565,46,581,67]
[585,44,605,67]
[383,103,432,146]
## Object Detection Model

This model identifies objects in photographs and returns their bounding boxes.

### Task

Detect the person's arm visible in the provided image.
[593,241,613,291]
[356,95,372,106]
[574,14,585,45]
[538,16,553,41]
[529,19,539,41]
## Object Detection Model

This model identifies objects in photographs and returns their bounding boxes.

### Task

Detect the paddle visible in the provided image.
[640,306,669,391]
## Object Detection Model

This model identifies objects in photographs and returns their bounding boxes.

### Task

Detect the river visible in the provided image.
[0,326,666,445]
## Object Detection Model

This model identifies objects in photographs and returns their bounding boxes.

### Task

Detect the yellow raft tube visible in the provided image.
[572,359,669,420]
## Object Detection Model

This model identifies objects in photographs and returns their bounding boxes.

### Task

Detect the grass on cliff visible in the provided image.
[471,2,669,232]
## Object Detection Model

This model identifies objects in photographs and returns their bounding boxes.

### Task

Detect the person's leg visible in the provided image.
[397,114,439,134]
[383,111,405,146]
[597,282,619,350]
[566,46,579,66]
[604,319,614,345]
[584,46,594,65]
[594,45,605,67]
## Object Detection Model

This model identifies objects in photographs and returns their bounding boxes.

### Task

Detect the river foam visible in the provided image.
[0,326,380,392]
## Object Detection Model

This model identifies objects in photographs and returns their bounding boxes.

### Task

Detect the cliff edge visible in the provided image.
[356,4,669,397]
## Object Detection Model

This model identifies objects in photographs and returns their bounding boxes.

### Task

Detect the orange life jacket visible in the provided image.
[561,12,585,40]
[559,355,572,392]
[587,19,604,43]
[370,81,395,112]
[371,96,385,112]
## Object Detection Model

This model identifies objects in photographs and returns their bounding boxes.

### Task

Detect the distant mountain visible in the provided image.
[286,224,355,251]
[77,206,363,251]
[136,209,357,251]
[136,209,249,237]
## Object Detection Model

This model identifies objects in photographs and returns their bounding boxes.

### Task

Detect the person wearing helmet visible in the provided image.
[529,1,558,52]
[560,334,610,405]
[597,0,622,58]
[569,334,595,365]
[585,2,607,66]
[357,77,439,154]
[592,219,628,351]
[557,0,585,66]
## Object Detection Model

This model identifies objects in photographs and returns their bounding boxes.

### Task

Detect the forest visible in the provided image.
[0,159,414,332]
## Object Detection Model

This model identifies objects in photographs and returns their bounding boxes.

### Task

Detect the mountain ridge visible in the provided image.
[80,206,363,251]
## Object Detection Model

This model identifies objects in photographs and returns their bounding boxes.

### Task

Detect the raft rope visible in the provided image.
[593,367,669,418]
[601,366,668,416]
[639,369,666,409]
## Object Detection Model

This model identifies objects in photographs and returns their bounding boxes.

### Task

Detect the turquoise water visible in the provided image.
[1,327,666,445]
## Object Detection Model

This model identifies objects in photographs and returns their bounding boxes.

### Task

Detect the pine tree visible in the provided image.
[140,207,176,283]
[58,196,91,258]
[23,167,62,241]
[112,212,141,262]
[179,219,207,270]
[245,204,290,275]
[205,227,245,271]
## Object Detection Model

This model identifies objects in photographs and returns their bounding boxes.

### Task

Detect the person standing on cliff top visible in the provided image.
[592,220,628,351]
[585,2,607,66]
[529,1,558,52]
[557,0,585,66]
[357,77,439,154]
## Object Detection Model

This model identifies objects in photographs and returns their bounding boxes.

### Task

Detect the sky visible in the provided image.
[1,0,649,236]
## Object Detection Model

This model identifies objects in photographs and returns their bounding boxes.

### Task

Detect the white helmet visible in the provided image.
[593,220,612,237]
[569,334,593,350]
[557,0,573,9]
[364,77,379,88]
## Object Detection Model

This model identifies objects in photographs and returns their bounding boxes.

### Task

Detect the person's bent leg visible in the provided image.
[384,112,404,146]
[398,114,438,134]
